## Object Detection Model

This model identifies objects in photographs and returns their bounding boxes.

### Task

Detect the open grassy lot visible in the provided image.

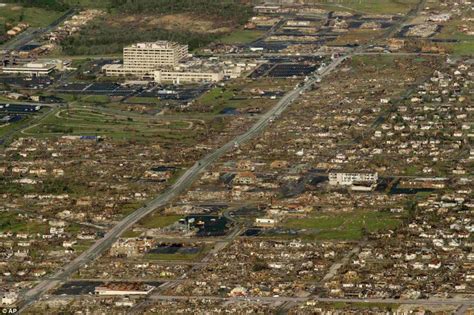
[219,29,264,45]
[193,78,297,114]
[440,40,474,56]
[0,212,48,234]
[145,251,202,261]
[22,106,197,141]
[328,29,384,46]
[283,211,404,240]
[145,245,209,262]
[314,0,418,14]
[0,115,33,138]
[137,214,182,229]
[63,0,111,8]
[0,4,64,28]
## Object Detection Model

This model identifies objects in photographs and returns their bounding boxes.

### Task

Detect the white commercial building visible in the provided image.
[2,61,56,76]
[102,41,188,78]
[154,69,224,84]
[329,172,378,186]
[94,283,155,296]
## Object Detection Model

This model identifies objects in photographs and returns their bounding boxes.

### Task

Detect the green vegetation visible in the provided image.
[117,201,147,216]
[313,0,418,14]
[0,115,34,139]
[108,0,252,24]
[3,0,69,11]
[61,20,220,55]
[0,212,47,233]
[283,211,404,240]
[0,4,65,30]
[0,176,87,196]
[219,29,264,45]
[351,54,398,68]
[138,214,182,229]
[145,245,208,262]
[63,0,110,8]
[59,0,252,55]
[145,252,200,261]
[23,106,197,141]
[404,165,419,176]
[451,41,474,56]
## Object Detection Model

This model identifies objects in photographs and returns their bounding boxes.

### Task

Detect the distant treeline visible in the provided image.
[3,0,69,11]
[61,0,252,56]
[108,0,252,24]
[61,22,220,55]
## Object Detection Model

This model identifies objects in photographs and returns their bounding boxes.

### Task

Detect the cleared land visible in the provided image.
[21,106,197,141]
[313,0,419,14]
[0,4,64,28]
[283,211,404,240]
[219,29,264,44]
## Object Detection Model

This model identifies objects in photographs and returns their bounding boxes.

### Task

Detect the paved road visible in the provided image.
[455,304,470,315]
[17,53,348,313]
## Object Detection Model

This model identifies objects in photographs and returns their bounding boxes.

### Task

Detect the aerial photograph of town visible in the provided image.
[0,0,472,314]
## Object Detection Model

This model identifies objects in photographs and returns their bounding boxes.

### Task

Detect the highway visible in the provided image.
[17,52,348,313]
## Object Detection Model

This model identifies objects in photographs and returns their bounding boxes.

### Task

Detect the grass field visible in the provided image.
[0,212,48,234]
[283,211,404,240]
[138,214,182,229]
[145,251,201,261]
[22,106,196,141]
[314,0,418,14]
[63,0,111,8]
[145,245,208,261]
[0,4,64,29]
[0,115,33,138]
[441,41,474,56]
[329,29,383,46]
[194,78,295,114]
[219,29,264,44]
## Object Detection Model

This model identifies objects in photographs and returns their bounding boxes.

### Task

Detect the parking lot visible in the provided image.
[54,281,164,295]
[55,82,210,102]
[0,103,42,113]
[0,76,55,89]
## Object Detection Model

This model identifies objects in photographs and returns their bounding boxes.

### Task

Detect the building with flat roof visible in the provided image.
[329,172,378,186]
[2,62,56,76]
[94,282,155,296]
[102,41,188,78]
[154,68,224,84]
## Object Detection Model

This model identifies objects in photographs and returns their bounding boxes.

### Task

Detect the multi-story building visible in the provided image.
[123,41,188,70]
[102,41,188,78]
